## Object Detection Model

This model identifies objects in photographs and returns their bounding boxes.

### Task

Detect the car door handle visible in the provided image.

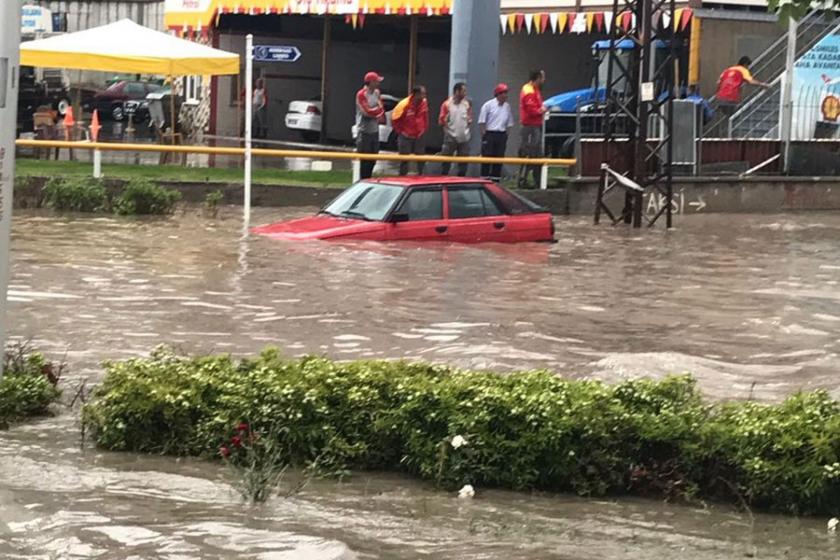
[435,226,448,234]
[493,222,506,230]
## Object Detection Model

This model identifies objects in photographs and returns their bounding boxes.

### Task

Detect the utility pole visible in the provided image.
[449,0,501,176]
[0,2,21,377]
[780,17,797,174]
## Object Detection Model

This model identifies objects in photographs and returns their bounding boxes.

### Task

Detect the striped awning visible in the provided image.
[165,0,453,32]
[499,8,694,35]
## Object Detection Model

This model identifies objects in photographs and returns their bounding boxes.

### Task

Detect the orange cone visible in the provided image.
[90,109,101,142]
[63,106,75,140]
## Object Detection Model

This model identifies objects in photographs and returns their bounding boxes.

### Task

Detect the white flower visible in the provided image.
[451,435,468,449]
[829,518,839,533]
[568,450,576,457]
[458,484,475,499]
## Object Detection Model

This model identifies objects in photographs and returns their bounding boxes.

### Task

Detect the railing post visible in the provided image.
[93,149,102,178]
[352,159,361,183]
[781,17,797,174]
[540,164,548,190]
[244,34,253,233]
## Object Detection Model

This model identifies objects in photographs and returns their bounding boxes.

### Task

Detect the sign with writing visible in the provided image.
[163,0,213,12]
[253,45,302,63]
[287,0,360,14]
[21,5,52,34]
[793,32,840,139]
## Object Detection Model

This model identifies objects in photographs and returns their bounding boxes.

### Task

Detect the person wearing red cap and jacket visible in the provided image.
[478,83,514,182]
[518,69,547,188]
[392,85,429,176]
[356,71,385,179]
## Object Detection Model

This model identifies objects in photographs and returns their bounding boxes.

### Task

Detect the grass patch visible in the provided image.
[16,159,352,188]
[0,343,63,428]
[82,347,840,515]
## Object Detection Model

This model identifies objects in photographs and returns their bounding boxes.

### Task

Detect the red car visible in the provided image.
[252,177,555,243]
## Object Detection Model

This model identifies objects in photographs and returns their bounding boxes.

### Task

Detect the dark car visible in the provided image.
[87,80,162,122]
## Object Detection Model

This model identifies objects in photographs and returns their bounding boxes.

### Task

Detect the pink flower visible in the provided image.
[219,446,231,459]
[237,423,249,433]
[231,435,242,448]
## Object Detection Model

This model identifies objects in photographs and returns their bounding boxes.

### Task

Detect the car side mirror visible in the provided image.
[390,212,409,223]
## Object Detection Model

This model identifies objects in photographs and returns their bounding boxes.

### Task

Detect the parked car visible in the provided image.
[350,94,400,148]
[86,80,163,122]
[284,98,322,142]
[252,177,555,243]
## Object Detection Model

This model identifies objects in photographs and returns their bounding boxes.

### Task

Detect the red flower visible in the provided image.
[219,446,231,459]
[237,423,249,433]
[231,435,242,448]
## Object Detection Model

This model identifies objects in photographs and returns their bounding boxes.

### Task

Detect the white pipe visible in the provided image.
[780,18,796,174]
[539,164,548,190]
[352,159,361,183]
[0,3,20,378]
[244,33,253,233]
[93,149,102,178]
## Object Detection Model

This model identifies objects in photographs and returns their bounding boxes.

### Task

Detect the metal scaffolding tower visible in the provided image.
[595,0,677,228]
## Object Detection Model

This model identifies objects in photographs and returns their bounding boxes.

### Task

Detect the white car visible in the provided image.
[351,94,400,148]
[284,99,322,142]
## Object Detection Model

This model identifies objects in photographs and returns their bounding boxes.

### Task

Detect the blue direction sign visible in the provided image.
[253,45,302,63]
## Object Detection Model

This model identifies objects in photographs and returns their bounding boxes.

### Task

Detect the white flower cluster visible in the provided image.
[451,435,468,449]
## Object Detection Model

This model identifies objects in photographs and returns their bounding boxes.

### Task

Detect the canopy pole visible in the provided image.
[408,16,418,91]
[169,75,176,146]
[244,34,253,233]
[320,16,331,144]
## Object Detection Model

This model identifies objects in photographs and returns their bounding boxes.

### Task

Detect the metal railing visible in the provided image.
[726,12,840,139]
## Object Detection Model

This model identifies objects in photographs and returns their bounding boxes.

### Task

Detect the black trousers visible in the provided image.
[357,132,379,179]
[398,134,426,176]
[481,131,508,181]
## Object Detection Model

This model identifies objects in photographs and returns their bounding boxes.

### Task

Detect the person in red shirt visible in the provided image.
[392,85,429,176]
[714,56,768,136]
[518,70,547,188]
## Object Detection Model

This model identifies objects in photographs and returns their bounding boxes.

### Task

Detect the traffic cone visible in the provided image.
[63,105,75,140]
[90,109,101,142]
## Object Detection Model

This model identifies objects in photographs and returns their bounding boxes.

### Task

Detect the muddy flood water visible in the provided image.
[2,207,840,559]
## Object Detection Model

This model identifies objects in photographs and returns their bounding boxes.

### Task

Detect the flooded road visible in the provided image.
[3,208,840,558]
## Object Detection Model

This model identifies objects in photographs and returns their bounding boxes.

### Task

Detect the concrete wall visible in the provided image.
[498,32,604,156]
[697,17,782,97]
[215,16,450,147]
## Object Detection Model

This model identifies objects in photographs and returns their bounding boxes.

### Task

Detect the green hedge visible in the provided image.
[0,348,62,427]
[82,347,840,515]
[43,177,107,212]
[27,177,180,215]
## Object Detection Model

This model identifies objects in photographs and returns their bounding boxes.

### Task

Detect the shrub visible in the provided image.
[82,347,840,515]
[0,343,63,427]
[113,179,181,215]
[42,177,107,212]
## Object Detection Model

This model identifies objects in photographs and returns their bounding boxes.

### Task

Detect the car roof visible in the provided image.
[367,176,492,187]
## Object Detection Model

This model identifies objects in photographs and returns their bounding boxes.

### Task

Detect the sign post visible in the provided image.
[244,34,253,234]
[0,3,21,377]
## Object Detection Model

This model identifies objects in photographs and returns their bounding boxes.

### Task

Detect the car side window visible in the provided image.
[448,188,503,219]
[126,83,145,96]
[396,189,443,221]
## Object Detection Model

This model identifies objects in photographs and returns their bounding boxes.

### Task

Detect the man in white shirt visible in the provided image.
[438,82,472,176]
[478,83,514,182]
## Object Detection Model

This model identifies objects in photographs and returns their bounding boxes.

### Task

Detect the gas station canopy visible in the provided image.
[20,18,239,75]
[164,0,453,32]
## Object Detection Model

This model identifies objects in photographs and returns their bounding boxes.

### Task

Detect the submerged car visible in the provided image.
[252,177,555,243]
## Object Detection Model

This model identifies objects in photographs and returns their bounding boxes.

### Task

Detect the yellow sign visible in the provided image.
[165,0,453,30]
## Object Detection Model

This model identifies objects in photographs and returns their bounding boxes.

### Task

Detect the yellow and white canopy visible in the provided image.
[21,19,239,75]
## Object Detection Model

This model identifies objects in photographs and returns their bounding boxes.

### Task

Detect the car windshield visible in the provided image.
[321,182,403,221]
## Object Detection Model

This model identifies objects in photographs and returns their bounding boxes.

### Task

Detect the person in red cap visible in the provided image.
[356,71,385,179]
[392,85,429,176]
[518,69,547,188]
[478,83,515,182]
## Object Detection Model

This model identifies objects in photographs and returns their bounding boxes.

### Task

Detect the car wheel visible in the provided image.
[55,98,70,116]
[111,103,124,122]
[301,131,319,143]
